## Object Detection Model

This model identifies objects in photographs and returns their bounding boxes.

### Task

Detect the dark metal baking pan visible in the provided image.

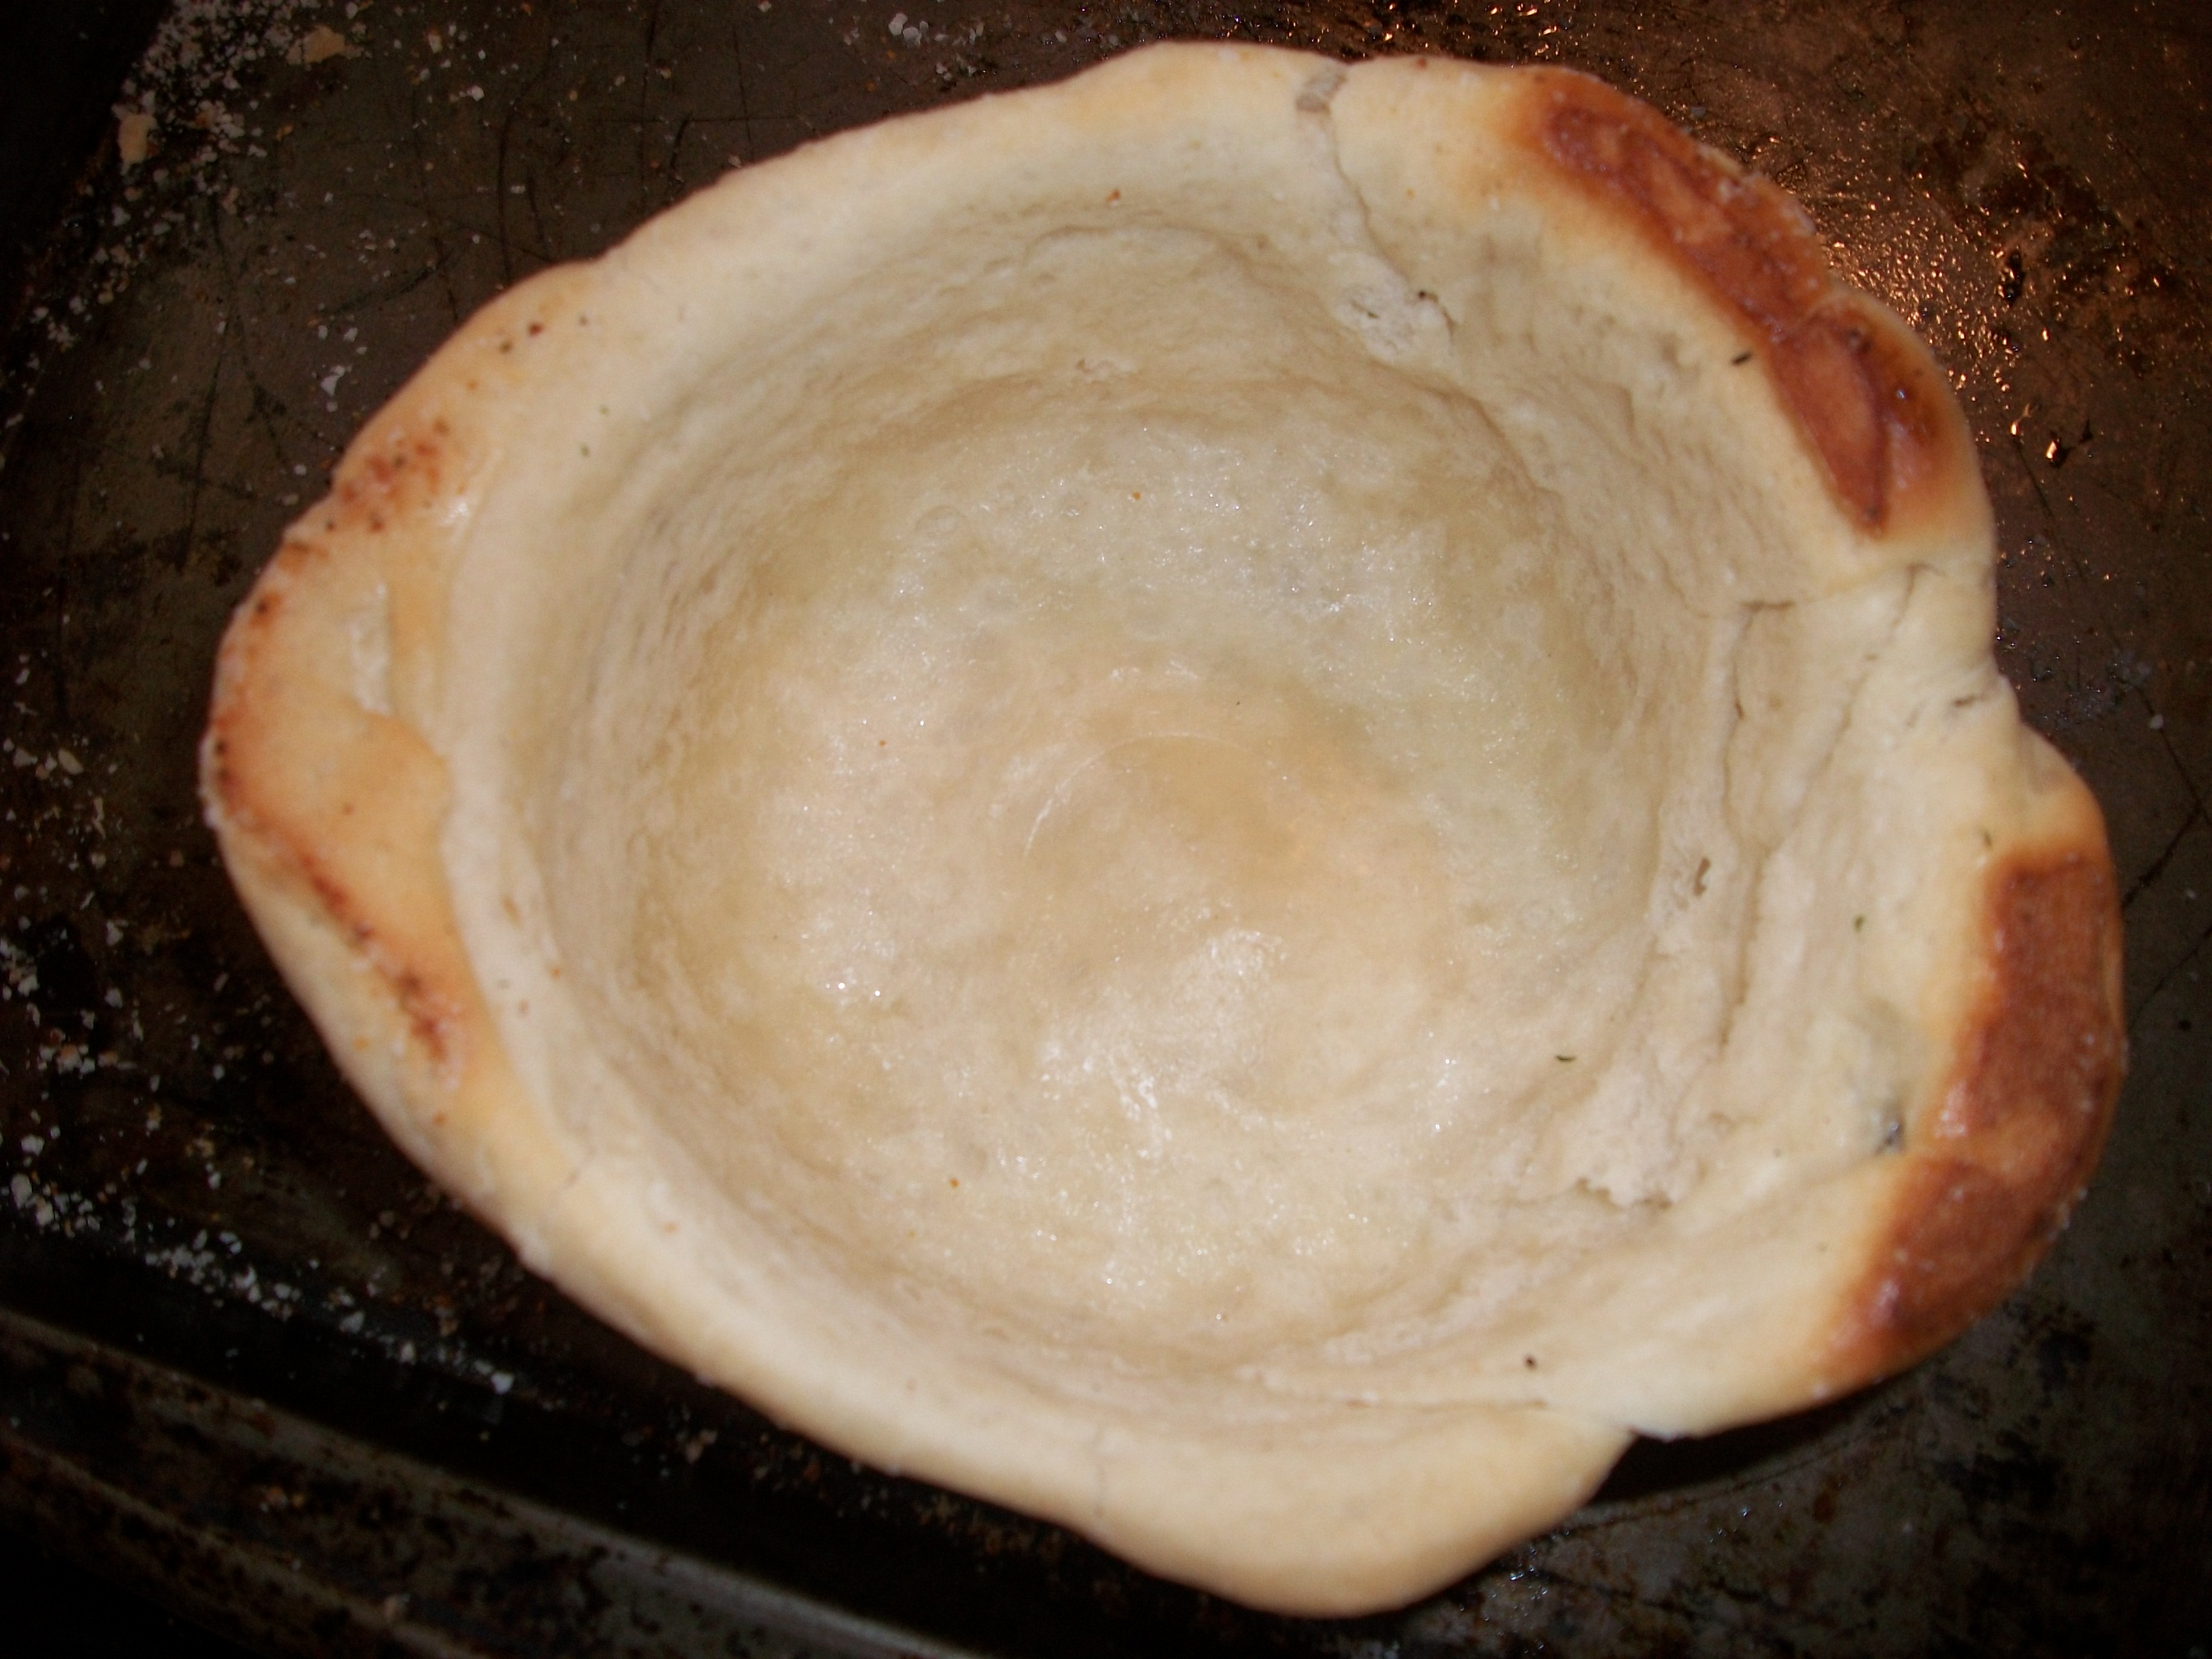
[2,1,2207,1654]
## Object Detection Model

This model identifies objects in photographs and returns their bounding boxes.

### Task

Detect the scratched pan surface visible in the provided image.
[0,2,2207,1654]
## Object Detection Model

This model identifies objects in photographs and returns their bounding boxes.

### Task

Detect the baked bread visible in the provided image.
[201,45,2124,1614]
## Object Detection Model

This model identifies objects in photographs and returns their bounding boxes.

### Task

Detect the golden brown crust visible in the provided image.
[197,267,586,1060]
[1520,69,1969,536]
[1827,839,2125,1382]
[203,555,466,1075]
[197,295,537,1115]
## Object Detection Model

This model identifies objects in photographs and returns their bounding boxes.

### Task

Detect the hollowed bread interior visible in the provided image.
[441,53,1959,1430]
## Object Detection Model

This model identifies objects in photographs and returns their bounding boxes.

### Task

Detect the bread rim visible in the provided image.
[200,45,2124,1615]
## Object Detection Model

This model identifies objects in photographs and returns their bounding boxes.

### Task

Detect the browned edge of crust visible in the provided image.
[1518,68,1968,537]
[1826,841,2126,1385]
[200,398,491,1114]
[203,566,455,1064]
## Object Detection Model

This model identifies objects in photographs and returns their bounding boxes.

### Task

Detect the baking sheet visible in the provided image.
[1,1,2207,1653]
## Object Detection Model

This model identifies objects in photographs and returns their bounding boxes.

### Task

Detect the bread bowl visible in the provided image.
[200,44,2124,1614]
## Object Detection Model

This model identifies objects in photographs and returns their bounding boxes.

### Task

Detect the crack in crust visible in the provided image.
[1526,71,1955,534]
[1832,847,2125,1382]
